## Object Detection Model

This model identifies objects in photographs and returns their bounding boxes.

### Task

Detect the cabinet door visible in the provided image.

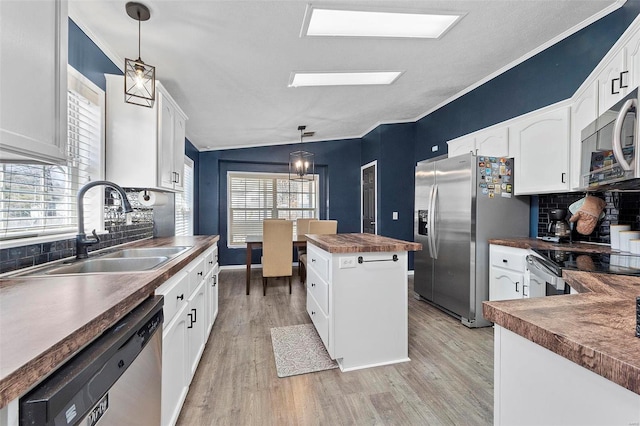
[173,113,186,191]
[489,267,524,301]
[158,91,176,190]
[187,280,206,380]
[625,27,640,99]
[0,0,67,163]
[207,269,219,334]
[447,135,476,158]
[162,304,189,426]
[475,126,509,157]
[598,50,628,113]
[510,106,570,195]
[571,82,599,190]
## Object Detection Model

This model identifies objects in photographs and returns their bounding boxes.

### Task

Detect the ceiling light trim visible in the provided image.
[289,71,404,87]
[300,4,465,39]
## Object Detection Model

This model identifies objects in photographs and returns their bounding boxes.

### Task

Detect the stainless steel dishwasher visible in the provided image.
[20,296,163,426]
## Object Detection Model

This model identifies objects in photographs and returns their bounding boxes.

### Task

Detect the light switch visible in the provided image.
[392,211,398,220]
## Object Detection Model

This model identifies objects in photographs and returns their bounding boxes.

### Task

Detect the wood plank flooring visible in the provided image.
[177,269,494,425]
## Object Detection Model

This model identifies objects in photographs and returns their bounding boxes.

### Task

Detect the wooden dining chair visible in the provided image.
[261,219,293,295]
[299,220,338,284]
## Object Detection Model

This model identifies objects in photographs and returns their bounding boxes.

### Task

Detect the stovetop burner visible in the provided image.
[533,249,640,276]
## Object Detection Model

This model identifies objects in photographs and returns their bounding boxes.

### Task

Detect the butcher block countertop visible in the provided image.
[484,238,640,395]
[488,237,614,253]
[0,235,219,408]
[305,233,422,253]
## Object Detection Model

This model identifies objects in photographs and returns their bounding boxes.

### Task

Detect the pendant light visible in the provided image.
[124,2,156,108]
[289,126,315,182]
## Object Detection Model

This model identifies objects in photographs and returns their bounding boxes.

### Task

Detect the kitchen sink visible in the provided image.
[43,256,170,275]
[100,246,191,259]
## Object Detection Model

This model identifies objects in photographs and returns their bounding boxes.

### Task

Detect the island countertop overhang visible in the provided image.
[305,233,422,253]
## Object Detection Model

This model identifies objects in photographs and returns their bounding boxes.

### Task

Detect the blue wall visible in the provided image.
[68,19,121,90]
[198,139,361,266]
[185,139,200,234]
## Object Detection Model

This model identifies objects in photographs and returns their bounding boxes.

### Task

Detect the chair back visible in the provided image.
[296,218,313,240]
[308,220,338,235]
[262,219,293,278]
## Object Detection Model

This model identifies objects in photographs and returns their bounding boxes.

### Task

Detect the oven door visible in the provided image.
[580,89,639,189]
[526,255,570,297]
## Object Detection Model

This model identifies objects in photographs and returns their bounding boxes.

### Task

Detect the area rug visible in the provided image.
[270,323,338,377]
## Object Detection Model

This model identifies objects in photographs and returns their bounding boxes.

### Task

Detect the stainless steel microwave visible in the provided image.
[580,88,639,189]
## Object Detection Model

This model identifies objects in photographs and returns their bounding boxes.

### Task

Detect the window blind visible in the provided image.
[228,172,318,246]
[0,70,102,240]
[175,158,194,236]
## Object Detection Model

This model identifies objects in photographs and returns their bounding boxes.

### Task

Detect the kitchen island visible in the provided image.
[0,235,218,417]
[484,238,640,425]
[304,233,421,371]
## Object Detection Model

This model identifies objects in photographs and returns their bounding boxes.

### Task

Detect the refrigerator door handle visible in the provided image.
[430,184,439,259]
[424,185,435,259]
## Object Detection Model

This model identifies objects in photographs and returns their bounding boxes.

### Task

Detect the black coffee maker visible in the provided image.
[548,208,571,241]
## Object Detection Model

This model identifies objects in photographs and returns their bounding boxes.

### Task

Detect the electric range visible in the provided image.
[532,248,640,276]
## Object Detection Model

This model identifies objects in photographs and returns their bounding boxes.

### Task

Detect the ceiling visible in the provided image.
[69,0,622,151]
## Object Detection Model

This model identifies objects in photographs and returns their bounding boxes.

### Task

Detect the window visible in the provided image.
[228,172,318,246]
[175,157,194,236]
[0,66,104,241]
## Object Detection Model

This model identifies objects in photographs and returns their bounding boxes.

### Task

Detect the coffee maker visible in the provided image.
[548,208,571,242]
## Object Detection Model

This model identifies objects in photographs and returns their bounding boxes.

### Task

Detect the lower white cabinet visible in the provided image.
[155,242,218,426]
[489,244,529,301]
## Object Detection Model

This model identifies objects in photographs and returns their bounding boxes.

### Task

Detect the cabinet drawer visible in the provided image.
[204,245,218,275]
[307,291,330,352]
[187,256,206,295]
[155,270,189,324]
[307,269,329,315]
[307,245,330,282]
[490,245,527,272]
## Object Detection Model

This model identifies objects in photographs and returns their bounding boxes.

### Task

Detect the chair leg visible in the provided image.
[263,277,267,296]
[300,263,306,284]
[289,276,292,294]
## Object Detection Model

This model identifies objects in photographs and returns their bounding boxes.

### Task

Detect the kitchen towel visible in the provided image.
[138,190,169,207]
[610,224,631,251]
[619,231,640,252]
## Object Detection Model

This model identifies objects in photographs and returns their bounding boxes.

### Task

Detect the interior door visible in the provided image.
[362,163,376,234]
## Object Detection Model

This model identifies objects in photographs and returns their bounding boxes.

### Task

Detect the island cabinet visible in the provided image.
[305,233,421,372]
[105,74,187,192]
[155,242,218,426]
[0,0,68,164]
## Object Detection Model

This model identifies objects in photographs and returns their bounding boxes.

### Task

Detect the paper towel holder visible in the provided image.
[142,189,151,202]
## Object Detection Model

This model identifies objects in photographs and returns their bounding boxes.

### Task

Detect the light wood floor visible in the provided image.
[177,269,494,426]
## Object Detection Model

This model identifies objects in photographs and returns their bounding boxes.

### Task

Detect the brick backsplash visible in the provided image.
[0,189,155,274]
[538,191,640,243]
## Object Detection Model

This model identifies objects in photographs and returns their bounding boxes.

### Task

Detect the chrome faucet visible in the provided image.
[76,180,133,259]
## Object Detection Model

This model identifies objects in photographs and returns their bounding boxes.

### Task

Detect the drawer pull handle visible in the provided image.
[502,259,508,263]
[311,258,316,263]
[197,271,203,276]
[311,311,316,315]
[311,283,316,287]
[177,294,184,301]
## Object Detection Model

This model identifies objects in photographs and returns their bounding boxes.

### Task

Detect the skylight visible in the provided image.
[303,7,462,39]
[289,71,403,87]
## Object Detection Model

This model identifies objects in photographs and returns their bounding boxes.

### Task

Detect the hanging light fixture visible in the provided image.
[124,2,155,108]
[289,125,315,182]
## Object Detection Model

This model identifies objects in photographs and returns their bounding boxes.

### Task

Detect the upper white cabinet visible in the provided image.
[447,125,509,158]
[570,81,599,189]
[105,74,187,191]
[598,49,629,113]
[509,103,571,195]
[0,0,68,163]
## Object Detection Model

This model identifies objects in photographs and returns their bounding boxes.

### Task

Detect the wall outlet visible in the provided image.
[392,211,398,220]
[432,145,439,152]
[339,257,357,269]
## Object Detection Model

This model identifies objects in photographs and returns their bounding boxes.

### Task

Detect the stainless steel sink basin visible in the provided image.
[101,246,191,259]
[44,256,170,275]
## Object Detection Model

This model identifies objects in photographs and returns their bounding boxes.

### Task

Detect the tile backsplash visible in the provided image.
[0,189,155,274]
[538,191,640,243]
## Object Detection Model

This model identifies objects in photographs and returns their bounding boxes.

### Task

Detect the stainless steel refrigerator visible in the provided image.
[414,152,530,327]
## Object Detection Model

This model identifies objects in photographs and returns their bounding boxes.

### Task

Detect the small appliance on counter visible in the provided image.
[545,208,571,242]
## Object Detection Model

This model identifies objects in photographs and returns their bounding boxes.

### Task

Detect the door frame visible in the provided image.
[361,160,378,234]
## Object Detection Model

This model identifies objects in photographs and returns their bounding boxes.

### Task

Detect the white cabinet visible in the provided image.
[204,245,219,335]
[509,103,571,195]
[0,0,68,163]
[598,49,629,113]
[570,81,599,190]
[489,245,529,301]
[155,242,218,426]
[105,74,187,192]
[447,126,509,158]
[306,244,409,371]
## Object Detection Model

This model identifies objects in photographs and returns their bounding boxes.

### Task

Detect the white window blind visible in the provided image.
[175,157,194,236]
[228,172,318,246]
[0,67,103,240]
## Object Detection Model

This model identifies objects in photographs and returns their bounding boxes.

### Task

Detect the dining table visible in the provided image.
[245,235,307,295]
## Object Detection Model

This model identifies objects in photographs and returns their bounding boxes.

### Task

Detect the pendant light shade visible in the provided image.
[124,2,156,108]
[290,126,315,182]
